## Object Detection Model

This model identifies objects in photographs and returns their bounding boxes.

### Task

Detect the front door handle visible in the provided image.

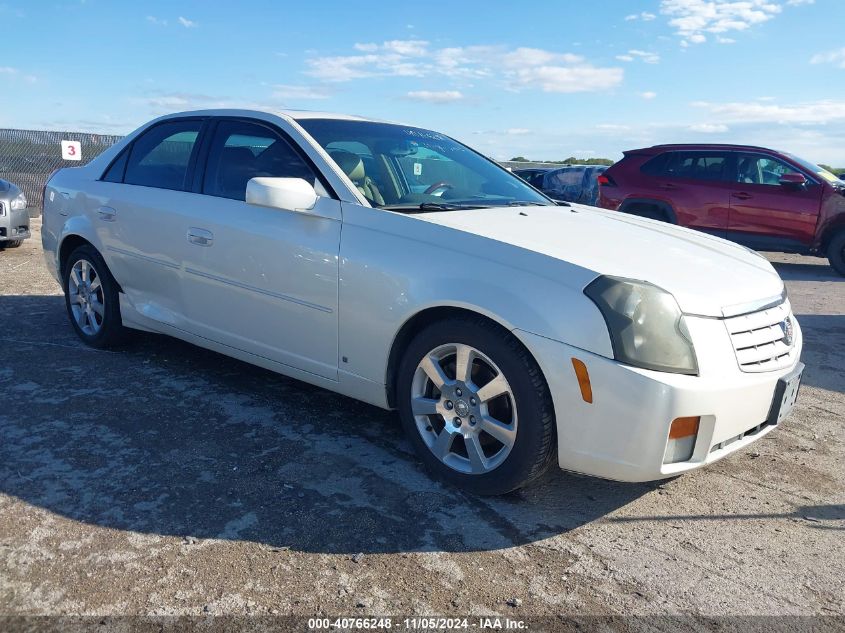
[732,192,753,200]
[96,206,117,221]
[187,227,214,247]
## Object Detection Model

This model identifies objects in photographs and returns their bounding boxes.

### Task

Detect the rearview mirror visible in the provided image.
[779,173,807,187]
[246,177,318,212]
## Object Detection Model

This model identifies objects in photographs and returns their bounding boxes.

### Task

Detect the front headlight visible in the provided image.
[10,193,27,211]
[585,276,698,375]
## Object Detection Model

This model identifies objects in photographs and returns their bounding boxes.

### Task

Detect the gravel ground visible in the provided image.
[0,219,843,619]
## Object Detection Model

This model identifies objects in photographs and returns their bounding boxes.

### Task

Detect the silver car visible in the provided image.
[0,178,30,249]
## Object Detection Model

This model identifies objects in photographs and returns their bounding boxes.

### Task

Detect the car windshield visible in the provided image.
[784,152,840,184]
[298,119,553,211]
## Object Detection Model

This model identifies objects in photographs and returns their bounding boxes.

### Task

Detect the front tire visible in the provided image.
[63,245,127,348]
[397,316,556,495]
[827,230,845,277]
[1,239,24,248]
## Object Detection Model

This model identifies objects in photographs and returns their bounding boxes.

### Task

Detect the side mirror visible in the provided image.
[779,173,807,188]
[246,177,318,212]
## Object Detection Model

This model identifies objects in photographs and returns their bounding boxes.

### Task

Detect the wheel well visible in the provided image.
[58,235,93,280]
[385,306,536,408]
[619,199,677,223]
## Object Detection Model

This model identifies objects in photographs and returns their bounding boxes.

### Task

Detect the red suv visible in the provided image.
[598,144,845,275]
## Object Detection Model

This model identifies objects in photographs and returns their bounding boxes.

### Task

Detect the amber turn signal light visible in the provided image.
[571,358,593,404]
[669,416,700,439]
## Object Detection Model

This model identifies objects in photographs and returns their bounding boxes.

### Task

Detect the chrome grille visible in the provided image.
[724,300,797,373]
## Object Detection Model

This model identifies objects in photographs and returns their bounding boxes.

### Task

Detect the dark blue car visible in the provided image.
[513,165,608,206]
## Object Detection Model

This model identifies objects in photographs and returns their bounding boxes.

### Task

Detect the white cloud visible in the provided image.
[0,66,37,83]
[404,90,464,104]
[640,91,658,99]
[616,49,661,64]
[660,0,783,44]
[178,16,197,28]
[810,47,845,69]
[689,123,729,133]
[625,11,657,21]
[272,84,332,100]
[306,41,623,93]
[506,128,531,135]
[146,15,167,26]
[692,99,845,124]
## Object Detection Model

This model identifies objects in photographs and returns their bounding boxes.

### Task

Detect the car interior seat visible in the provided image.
[329,150,385,205]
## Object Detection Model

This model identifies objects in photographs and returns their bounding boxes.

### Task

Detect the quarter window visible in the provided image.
[203,120,318,201]
[124,120,202,191]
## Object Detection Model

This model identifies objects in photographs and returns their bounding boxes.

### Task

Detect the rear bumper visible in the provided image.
[516,316,803,482]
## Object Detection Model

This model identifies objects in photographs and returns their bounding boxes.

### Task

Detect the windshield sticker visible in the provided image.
[413,162,422,176]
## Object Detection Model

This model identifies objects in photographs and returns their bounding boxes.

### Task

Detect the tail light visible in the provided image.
[42,168,61,215]
[597,174,616,187]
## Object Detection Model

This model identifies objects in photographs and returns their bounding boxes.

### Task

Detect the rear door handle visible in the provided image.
[96,206,117,221]
[187,227,214,247]
[732,192,753,200]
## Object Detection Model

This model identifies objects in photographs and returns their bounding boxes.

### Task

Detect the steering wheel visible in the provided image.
[423,181,454,196]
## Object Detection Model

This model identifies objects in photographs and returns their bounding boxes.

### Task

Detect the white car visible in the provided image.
[42,110,804,494]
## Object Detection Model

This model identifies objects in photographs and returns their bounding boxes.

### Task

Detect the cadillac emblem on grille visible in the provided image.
[781,317,794,346]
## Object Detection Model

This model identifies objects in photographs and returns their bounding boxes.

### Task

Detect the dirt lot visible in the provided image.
[0,219,843,619]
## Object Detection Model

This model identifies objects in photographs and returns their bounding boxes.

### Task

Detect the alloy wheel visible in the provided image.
[410,343,517,475]
[68,259,105,336]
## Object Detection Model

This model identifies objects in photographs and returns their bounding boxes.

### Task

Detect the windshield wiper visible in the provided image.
[506,200,562,207]
[382,202,482,213]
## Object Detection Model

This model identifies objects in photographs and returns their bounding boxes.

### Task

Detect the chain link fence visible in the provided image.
[0,128,124,214]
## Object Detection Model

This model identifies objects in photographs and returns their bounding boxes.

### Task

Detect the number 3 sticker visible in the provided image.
[61,140,82,161]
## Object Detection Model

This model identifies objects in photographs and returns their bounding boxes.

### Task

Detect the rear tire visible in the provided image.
[827,230,845,277]
[2,239,24,248]
[396,316,556,495]
[62,245,127,348]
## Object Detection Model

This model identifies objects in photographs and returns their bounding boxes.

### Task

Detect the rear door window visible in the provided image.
[203,120,319,201]
[124,120,202,191]
[660,152,730,181]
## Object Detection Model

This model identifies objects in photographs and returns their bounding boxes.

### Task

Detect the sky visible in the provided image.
[1,0,845,165]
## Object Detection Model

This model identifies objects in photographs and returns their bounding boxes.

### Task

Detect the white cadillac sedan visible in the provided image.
[42,110,804,494]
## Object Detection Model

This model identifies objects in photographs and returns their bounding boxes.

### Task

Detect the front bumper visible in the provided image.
[516,312,803,482]
[0,203,31,242]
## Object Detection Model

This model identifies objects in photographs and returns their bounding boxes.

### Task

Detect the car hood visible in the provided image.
[416,204,784,317]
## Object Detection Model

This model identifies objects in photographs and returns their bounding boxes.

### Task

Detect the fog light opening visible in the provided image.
[664,416,700,464]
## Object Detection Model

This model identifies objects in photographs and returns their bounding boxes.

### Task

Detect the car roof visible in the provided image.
[157,108,391,124]
[628,143,786,155]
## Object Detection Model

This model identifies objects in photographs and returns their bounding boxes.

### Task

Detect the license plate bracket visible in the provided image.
[766,362,804,426]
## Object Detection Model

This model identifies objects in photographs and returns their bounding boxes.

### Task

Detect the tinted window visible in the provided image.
[655,152,729,181]
[124,120,202,191]
[735,154,801,186]
[102,149,128,183]
[640,153,670,176]
[203,120,317,201]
